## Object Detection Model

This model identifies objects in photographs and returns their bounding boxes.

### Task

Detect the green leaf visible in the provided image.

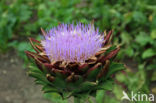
[87,65,102,80]
[123,12,133,23]
[44,92,68,103]
[106,62,125,79]
[96,90,105,103]
[28,71,51,85]
[62,92,73,99]
[98,79,114,90]
[29,65,43,74]
[67,75,83,89]
[116,73,126,82]
[17,42,31,52]
[121,32,132,44]
[53,77,66,89]
[103,95,121,103]
[124,46,134,57]
[151,14,156,29]
[105,45,117,54]
[150,29,156,39]
[147,64,156,70]
[74,93,89,100]
[42,85,58,93]
[113,85,124,100]
[35,80,46,85]
[73,81,97,93]
[133,11,146,24]
[142,48,155,59]
[135,32,152,46]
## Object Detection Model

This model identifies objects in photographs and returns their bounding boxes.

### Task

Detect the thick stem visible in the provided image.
[74,97,80,103]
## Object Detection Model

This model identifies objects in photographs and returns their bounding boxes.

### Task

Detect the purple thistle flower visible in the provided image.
[41,23,104,63]
[25,22,122,99]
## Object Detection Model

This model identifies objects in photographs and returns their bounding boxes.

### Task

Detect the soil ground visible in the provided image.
[0,51,51,103]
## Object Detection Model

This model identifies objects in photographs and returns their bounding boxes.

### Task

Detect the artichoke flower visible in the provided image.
[25,23,124,100]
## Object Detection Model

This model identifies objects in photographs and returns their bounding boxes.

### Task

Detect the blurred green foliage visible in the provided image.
[0,0,156,103]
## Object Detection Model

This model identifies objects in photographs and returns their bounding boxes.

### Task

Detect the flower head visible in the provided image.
[41,23,104,63]
[25,22,123,100]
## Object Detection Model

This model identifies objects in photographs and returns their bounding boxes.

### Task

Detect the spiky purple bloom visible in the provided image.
[41,23,104,63]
